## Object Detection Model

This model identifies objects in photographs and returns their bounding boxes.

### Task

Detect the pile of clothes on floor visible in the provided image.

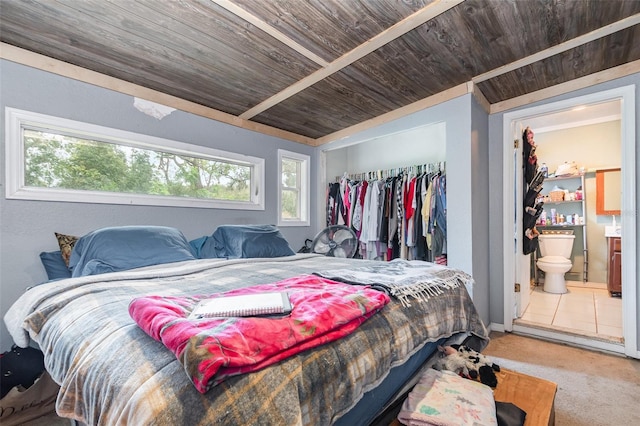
[397,345,526,426]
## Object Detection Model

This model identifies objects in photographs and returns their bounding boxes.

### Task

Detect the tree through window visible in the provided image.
[7,108,264,210]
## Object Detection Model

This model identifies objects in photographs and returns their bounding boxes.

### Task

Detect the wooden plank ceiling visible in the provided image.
[1,0,639,145]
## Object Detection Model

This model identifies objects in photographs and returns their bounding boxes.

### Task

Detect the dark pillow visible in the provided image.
[54,232,78,267]
[189,236,229,259]
[69,226,196,277]
[39,250,72,281]
[188,236,211,259]
[203,224,295,259]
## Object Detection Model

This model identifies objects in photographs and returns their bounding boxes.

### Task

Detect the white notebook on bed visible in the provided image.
[188,292,292,319]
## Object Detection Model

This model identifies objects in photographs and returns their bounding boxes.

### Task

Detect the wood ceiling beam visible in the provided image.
[467,82,490,114]
[473,13,640,84]
[209,0,330,67]
[238,0,465,120]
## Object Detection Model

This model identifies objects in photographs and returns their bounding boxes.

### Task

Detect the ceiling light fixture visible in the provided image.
[133,98,176,120]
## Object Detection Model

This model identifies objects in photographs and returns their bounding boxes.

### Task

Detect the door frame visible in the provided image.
[511,121,531,318]
[501,85,638,358]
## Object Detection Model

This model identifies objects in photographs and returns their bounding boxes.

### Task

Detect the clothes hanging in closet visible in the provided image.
[326,167,447,264]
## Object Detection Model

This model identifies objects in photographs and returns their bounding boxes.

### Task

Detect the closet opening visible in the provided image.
[321,122,447,263]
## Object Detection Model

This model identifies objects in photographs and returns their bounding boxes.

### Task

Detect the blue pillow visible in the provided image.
[188,235,224,259]
[39,250,72,281]
[69,226,196,277]
[188,236,210,258]
[202,224,295,259]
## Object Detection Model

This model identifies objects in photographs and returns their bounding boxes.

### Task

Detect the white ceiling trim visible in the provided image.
[473,13,640,84]
[238,0,464,120]
[315,82,469,146]
[0,43,316,145]
[209,0,330,67]
[490,59,640,114]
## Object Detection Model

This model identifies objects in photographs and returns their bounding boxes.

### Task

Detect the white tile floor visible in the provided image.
[519,281,623,340]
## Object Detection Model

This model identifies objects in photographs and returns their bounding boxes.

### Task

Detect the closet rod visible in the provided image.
[336,161,445,182]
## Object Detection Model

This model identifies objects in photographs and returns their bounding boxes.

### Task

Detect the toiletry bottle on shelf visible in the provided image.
[540,163,548,178]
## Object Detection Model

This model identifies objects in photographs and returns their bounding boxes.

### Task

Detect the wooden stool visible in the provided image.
[388,368,556,426]
[493,368,557,426]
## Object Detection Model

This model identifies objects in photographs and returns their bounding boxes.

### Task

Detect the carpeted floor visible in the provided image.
[484,331,640,426]
[16,412,70,425]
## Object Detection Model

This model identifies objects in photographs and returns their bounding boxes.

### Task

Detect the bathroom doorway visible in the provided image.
[502,85,637,357]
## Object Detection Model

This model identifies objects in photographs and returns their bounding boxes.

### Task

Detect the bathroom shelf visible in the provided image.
[543,200,583,205]
[544,174,584,181]
[537,174,588,283]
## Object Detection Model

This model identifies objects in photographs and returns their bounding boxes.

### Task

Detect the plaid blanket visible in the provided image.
[5,255,488,426]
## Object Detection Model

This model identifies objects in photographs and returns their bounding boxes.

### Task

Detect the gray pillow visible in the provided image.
[69,226,196,277]
[201,224,295,259]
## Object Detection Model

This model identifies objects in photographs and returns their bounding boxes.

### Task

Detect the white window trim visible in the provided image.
[277,149,310,227]
[5,108,265,210]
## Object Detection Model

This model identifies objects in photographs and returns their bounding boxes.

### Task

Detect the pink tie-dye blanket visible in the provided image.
[129,274,389,393]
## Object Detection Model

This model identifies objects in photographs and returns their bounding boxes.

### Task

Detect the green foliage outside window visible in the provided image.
[24,129,251,201]
[280,158,301,220]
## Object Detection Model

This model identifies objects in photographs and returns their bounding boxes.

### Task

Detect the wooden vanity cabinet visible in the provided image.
[607,237,621,296]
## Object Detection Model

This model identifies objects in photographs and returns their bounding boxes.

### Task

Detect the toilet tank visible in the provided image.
[539,234,575,258]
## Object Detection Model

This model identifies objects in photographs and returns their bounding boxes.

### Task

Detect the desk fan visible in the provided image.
[311,225,358,258]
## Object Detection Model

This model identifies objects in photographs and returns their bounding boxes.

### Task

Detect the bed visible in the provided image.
[5,225,489,426]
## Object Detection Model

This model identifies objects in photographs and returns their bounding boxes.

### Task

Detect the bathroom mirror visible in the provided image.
[596,168,621,215]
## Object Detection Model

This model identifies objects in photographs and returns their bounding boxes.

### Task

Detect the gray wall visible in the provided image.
[324,121,447,178]
[470,95,490,324]
[0,60,317,351]
[487,73,640,348]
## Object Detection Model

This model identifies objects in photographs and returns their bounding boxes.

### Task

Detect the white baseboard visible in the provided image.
[488,322,505,332]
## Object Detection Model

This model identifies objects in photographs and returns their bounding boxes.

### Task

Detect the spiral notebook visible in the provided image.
[188,291,292,319]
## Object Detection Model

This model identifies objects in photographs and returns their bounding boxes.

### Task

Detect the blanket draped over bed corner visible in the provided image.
[129,275,390,393]
[313,259,472,306]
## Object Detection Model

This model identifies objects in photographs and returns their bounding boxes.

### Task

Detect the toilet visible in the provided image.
[537,234,575,294]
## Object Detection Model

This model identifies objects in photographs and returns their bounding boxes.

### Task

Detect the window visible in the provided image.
[278,149,310,226]
[5,108,264,210]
